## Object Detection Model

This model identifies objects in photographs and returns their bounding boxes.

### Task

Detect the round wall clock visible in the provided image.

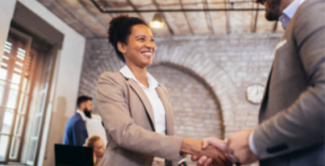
[246,84,265,104]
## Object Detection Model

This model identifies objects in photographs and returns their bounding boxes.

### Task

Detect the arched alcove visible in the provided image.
[148,64,224,139]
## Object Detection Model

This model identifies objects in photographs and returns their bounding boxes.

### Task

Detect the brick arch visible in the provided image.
[148,64,225,139]
[151,43,236,139]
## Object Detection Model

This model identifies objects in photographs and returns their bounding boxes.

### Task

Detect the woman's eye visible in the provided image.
[138,38,145,41]
[151,39,155,42]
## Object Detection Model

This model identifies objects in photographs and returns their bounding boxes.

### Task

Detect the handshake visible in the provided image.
[182,130,259,166]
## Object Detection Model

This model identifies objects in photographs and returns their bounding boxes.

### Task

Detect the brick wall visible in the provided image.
[79,32,281,147]
[148,65,223,140]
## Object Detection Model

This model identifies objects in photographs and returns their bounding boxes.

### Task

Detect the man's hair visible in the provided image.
[77,96,92,108]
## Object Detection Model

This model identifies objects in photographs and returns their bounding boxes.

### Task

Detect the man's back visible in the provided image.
[63,112,88,146]
[253,0,325,165]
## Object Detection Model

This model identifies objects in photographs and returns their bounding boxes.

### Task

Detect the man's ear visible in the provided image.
[80,102,85,109]
[117,41,127,54]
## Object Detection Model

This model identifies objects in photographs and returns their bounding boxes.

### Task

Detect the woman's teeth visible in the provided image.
[142,52,152,57]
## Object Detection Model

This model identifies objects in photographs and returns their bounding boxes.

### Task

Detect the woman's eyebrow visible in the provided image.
[136,35,146,38]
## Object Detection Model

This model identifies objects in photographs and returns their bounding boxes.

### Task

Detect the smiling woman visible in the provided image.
[96,15,232,166]
[108,15,156,87]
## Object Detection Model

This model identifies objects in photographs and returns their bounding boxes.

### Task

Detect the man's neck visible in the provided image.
[280,0,295,14]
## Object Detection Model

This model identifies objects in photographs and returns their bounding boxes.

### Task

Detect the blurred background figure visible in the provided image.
[63,96,93,146]
[84,135,105,166]
[85,114,107,146]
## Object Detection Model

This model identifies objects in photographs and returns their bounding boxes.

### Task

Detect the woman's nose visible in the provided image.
[145,41,155,48]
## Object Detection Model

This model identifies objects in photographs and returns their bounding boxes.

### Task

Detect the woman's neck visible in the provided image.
[95,157,103,166]
[127,63,149,88]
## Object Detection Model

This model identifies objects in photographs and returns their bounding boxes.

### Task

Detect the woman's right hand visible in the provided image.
[181,138,232,166]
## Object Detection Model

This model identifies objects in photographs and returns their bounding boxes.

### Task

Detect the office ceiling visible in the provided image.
[37,0,284,37]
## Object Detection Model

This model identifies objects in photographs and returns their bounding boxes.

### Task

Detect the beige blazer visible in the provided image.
[96,72,183,166]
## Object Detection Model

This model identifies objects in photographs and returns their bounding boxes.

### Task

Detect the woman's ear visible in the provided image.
[117,41,127,54]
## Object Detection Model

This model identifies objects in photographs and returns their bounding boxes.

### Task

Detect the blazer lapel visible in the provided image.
[128,79,156,131]
[259,65,273,122]
[156,86,174,136]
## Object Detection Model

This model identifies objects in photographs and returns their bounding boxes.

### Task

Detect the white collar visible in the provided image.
[120,65,159,90]
[283,0,305,19]
[76,109,87,121]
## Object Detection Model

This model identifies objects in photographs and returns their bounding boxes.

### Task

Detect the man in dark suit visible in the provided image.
[195,0,325,165]
[63,96,93,146]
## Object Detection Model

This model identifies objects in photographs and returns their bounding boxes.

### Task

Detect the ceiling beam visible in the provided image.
[91,7,266,13]
[126,0,146,20]
[91,0,117,17]
[179,0,194,34]
[151,0,175,35]
[90,0,265,13]
[203,0,215,34]
[224,0,231,33]
[56,0,99,37]
[272,21,278,32]
[125,0,160,36]
[252,4,259,32]
[79,0,109,29]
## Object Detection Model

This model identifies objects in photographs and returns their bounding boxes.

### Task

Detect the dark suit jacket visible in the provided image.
[253,0,325,165]
[63,112,88,146]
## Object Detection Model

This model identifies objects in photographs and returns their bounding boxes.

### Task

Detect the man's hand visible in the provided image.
[227,130,259,164]
[201,145,232,166]
[201,137,228,153]
[181,138,231,166]
[191,138,230,166]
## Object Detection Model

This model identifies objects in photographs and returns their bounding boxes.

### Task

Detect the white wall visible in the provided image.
[0,0,86,166]
[0,0,17,64]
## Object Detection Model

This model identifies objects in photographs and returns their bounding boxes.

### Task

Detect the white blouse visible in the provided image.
[120,65,166,135]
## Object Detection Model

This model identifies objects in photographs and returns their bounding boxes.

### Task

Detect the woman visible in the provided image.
[84,136,105,166]
[96,15,231,166]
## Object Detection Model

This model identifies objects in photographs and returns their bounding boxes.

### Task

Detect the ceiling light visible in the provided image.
[150,13,164,29]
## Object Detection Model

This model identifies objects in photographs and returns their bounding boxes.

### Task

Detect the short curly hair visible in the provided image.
[108,15,148,63]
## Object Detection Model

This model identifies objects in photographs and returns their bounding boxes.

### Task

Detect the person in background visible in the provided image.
[84,135,105,166]
[63,96,93,146]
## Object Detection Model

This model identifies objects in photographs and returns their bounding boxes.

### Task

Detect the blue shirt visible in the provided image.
[279,0,306,29]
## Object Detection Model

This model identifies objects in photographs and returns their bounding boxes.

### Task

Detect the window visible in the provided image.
[0,28,54,165]
[0,29,33,163]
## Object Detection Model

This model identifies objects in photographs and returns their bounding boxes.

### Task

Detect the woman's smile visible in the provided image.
[141,50,154,59]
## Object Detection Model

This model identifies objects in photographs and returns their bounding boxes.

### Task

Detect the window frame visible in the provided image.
[0,27,34,164]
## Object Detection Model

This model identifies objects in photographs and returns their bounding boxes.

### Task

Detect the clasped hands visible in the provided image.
[186,130,259,166]
[181,138,232,166]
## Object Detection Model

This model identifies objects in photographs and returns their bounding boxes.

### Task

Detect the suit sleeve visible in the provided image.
[253,1,325,159]
[96,72,183,161]
[72,120,87,146]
